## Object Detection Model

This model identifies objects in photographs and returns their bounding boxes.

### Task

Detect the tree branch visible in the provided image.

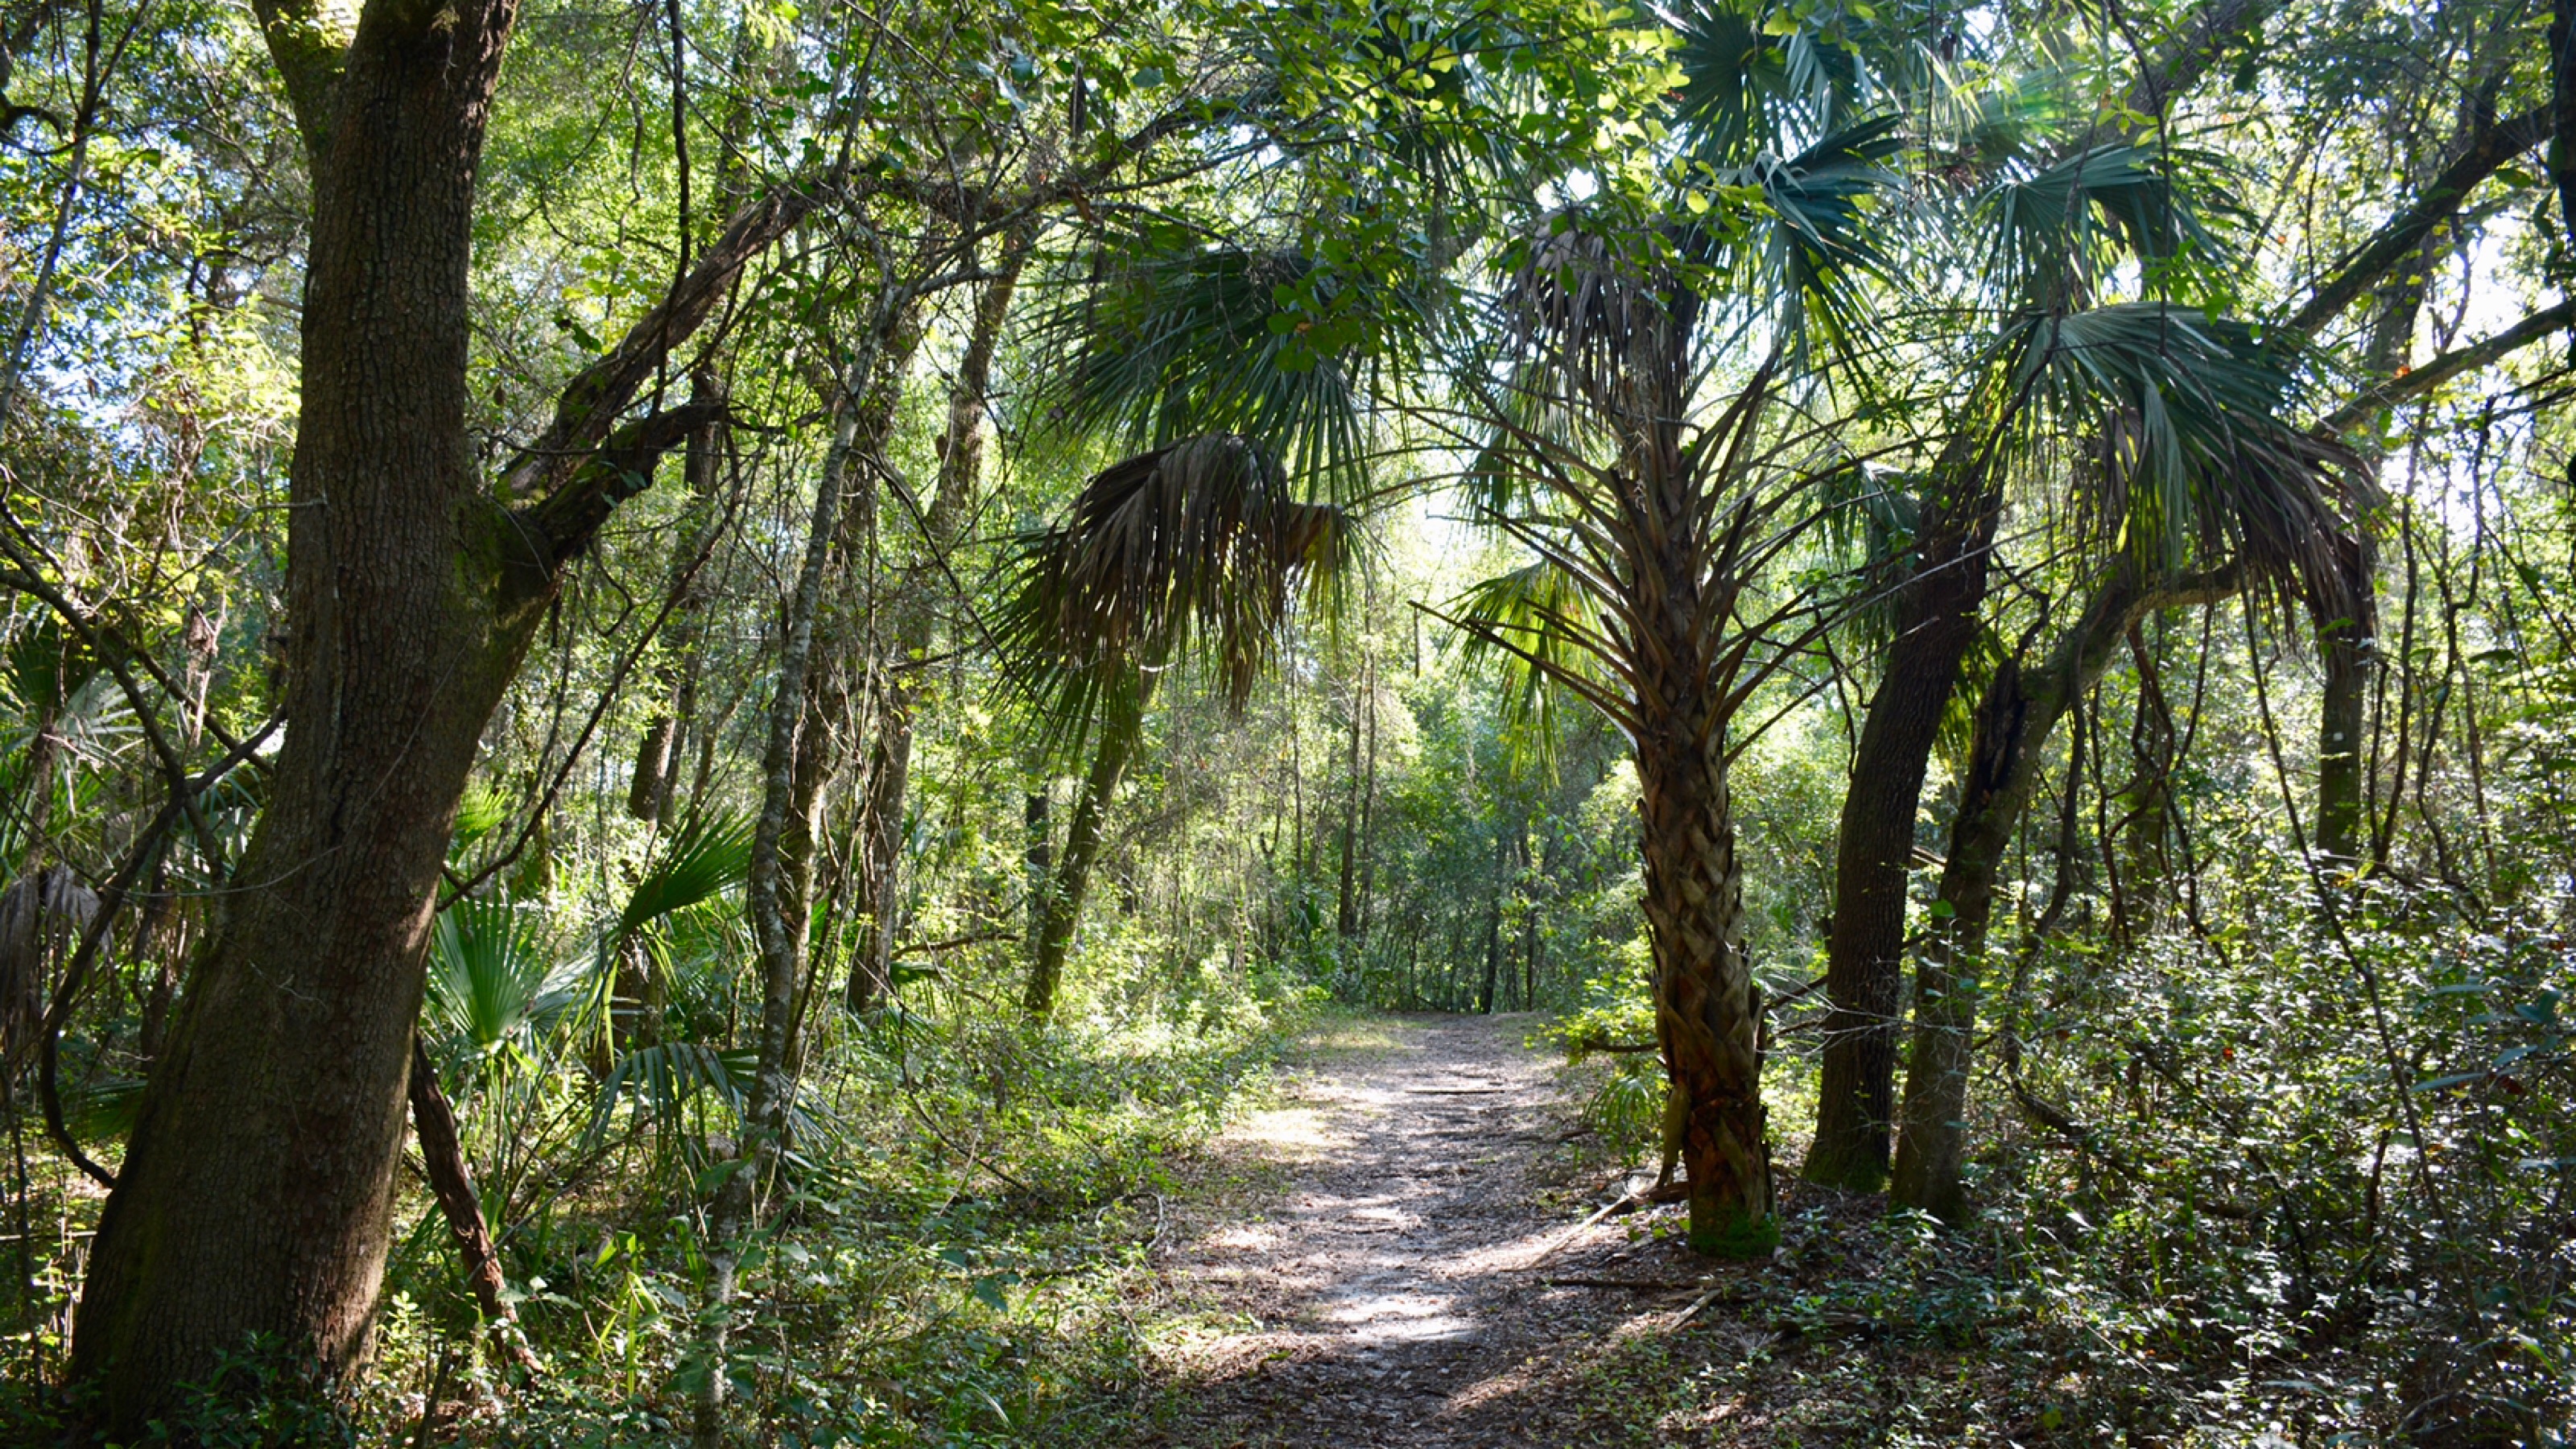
[249,0,345,160]
[2282,105,2552,343]
[499,177,831,507]
[511,401,726,576]
[2316,298,2576,434]
[2125,0,2268,121]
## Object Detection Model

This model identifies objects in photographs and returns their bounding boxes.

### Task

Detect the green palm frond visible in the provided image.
[2005,301,2358,604]
[617,811,753,940]
[998,434,1353,756]
[1669,0,1876,165]
[1728,114,1909,367]
[1451,558,1614,758]
[427,898,576,1063]
[585,1040,752,1144]
[449,781,510,862]
[1032,229,1434,499]
[1982,142,2236,309]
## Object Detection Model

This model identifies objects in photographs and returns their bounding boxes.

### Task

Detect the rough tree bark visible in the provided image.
[68,0,821,1414]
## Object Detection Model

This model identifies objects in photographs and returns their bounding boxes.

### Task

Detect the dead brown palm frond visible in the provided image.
[0,865,97,1059]
[998,433,1352,759]
[1508,214,1700,428]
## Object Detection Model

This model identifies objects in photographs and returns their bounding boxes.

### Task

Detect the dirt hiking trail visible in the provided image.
[1138,1013,1756,1447]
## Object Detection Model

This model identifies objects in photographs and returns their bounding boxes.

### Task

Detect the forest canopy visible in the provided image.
[0,0,2570,1439]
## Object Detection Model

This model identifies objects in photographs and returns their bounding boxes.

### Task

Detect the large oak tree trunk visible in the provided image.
[1806,471,1998,1193]
[70,0,526,1414]
[72,0,813,1416]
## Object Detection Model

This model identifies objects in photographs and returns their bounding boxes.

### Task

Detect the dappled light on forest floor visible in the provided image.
[1140,1013,1703,1447]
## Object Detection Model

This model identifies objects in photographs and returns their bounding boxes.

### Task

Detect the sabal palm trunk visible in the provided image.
[1622,385,1774,1255]
[1636,700,1773,1254]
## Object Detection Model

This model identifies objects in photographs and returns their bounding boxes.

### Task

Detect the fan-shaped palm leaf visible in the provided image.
[2004,301,2359,605]
[1450,558,1620,758]
[617,811,753,940]
[998,434,1352,755]
[1033,232,1436,500]
[1982,142,2235,309]
[1669,0,1879,165]
[427,898,577,1064]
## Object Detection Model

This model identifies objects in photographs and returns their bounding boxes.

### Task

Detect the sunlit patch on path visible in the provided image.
[1139,1013,1707,1447]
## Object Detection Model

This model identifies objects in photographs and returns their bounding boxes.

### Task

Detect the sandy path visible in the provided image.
[1141,1013,1704,1447]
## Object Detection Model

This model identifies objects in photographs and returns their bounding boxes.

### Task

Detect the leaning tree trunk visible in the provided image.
[1807,432,2003,1193]
[1025,671,1151,1016]
[70,0,528,1414]
[1890,563,2237,1220]
[69,0,815,1411]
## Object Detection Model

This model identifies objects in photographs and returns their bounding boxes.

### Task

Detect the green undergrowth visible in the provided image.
[5,993,1314,1447]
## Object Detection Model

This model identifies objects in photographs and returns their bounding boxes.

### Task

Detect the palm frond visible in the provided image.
[1729,114,1909,368]
[617,811,753,939]
[998,435,1353,756]
[1982,142,2237,308]
[427,898,573,1063]
[1506,209,1699,424]
[1031,229,1435,500]
[1669,0,1876,164]
[2006,301,2359,605]
[584,1040,751,1145]
[1450,558,1617,760]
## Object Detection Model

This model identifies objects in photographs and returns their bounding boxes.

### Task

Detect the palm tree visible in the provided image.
[1019,0,1905,1249]
[1808,134,2252,1193]
[1000,434,1350,1014]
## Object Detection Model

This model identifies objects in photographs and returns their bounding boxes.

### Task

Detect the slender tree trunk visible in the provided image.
[1024,786,1051,949]
[697,287,910,1446]
[1335,679,1361,939]
[1807,446,2001,1194]
[1026,672,1152,1015]
[2314,515,2376,866]
[407,1038,538,1372]
[1355,657,1378,941]
[1478,823,1504,1015]
[630,374,727,822]
[1891,564,2237,1220]
[848,228,1031,1011]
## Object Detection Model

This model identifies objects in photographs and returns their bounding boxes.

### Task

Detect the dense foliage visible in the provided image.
[0,0,2569,1438]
